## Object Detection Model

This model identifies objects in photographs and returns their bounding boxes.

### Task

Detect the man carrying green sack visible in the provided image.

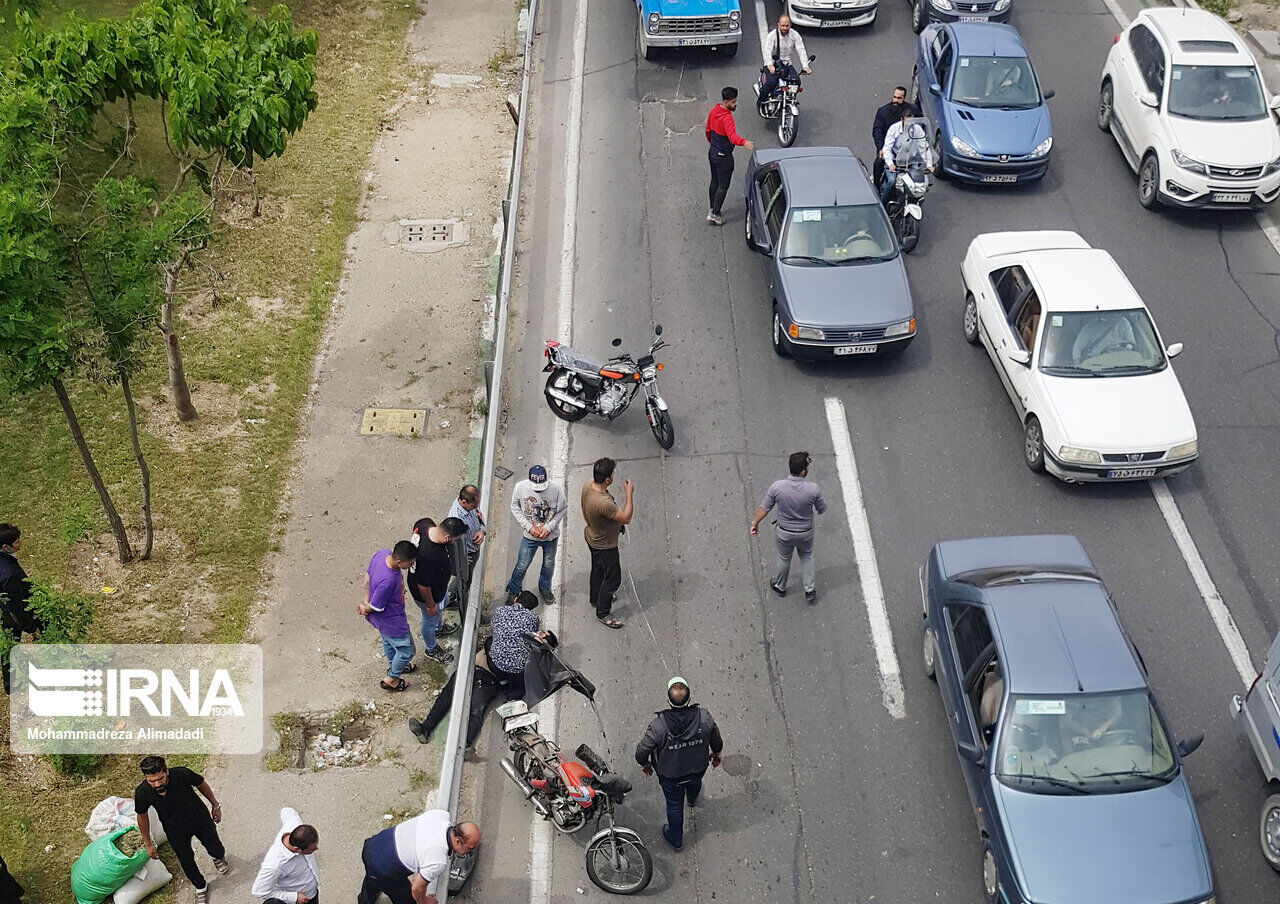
[70,828,150,904]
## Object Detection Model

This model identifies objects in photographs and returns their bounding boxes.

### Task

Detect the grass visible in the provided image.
[487,38,514,71]
[0,0,417,896]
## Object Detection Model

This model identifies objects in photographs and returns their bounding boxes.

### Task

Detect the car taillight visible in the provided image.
[1246,671,1263,701]
[1114,33,1121,43]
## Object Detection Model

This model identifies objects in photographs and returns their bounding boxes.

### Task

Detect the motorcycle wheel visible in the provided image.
[646,400,675,450]
[585,832,653,895]
[899,212,920,253]
[778,107,797,148]
[544,370,591,422]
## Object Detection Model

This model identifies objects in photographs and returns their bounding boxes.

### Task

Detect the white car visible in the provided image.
[786,0,877,29]
[1099,7,1280,210]
[961,231,1198,483]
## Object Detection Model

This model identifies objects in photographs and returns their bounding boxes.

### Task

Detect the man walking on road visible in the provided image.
[441,485,485,622]
[872,85,918,189]
[582,458,633,629]
[505,465,566,604]
[357,810,480,904]
[749,451,827,603]
[0,524,43,695]
[134,756,228,904]
[705,87,754,226]
[358,541,420,690]
[409,517,469,664]
[250,808,319,904]
[635,677,724,852]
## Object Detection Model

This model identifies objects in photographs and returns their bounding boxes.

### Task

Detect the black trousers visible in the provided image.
[588,546,622,619]
[417,667,503,747]
[708,151,735,217]
[169,815,225,890]
[872,155,885,190]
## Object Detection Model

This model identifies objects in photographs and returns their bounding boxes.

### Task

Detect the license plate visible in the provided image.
[678,36,714,45]
[981,174,1018,183]
[834,344,878,355]
[820,18,854,26]
[1212,192,1251,203]
[504,712,540,731]
[959,15,987,20]
[1107,467,1157,479]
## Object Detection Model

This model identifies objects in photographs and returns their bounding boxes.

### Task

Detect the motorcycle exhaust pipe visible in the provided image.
[545,388,587,409]
[501,758,552,818]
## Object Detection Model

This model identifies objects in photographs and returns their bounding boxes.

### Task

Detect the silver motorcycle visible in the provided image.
[542,325,674,450]
[882,119,932,253]
[753,55,815,148]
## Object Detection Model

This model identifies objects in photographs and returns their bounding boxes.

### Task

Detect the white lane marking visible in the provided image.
[824,397,906,719]
[1257,211,1280,259]
[1150,478,1255,686]
[1100,0,1129,29]
[754,0,768,49]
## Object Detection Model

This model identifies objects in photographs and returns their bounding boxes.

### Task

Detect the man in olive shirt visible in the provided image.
[581,457,633,629]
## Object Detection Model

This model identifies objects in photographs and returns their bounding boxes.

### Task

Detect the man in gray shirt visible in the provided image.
[749,451,826,603]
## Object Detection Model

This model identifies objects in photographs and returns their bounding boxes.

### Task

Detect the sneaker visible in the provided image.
[805,589,817,604]
[434,622,459,638]
[408,717,430,744]
[212,859,230,876]
[424,646,454,664]
[195,888,209,904]
[541,589,556,605]
[662,824,683,851]
[707,213,725,226]
[769,579,786,597]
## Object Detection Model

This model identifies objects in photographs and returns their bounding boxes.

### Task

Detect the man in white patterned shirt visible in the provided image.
[251,808,319,904]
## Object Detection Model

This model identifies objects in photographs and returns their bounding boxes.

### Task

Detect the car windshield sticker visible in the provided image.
[1016,699,1066,715]
[797,209,821,222]
[1172,70,1182,80]
[1051,315,1063,327]
[960,58,970,67]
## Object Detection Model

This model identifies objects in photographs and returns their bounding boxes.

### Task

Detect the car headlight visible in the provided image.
[994,0,1010,8]
[649,22,659,31]
[1030,136,1053,158]
[950,134,979,158]
[729,8,740,19]
[729,17,740,29]
[790,324,825,341]
[648,11,660,23]
[1263,155,1280,176]
[1169,439,1198,459]
[1171,149,1209,176]
[931,0,954,8]
[1058,446,1102,464]
[884,318,916,338]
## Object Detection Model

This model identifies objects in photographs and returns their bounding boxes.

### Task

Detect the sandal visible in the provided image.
[381,678,409,692]
[401,662,417,673]
[598,617,623,629]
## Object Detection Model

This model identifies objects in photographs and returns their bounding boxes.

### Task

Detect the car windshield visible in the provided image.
[1168,64,1268,121]
[950,56,1041,109]
[779,204,898,264]
[996,690,1177,794]
[1038,309,1166,377]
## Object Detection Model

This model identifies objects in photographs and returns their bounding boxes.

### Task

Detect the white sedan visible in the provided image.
[961,230,1198,483]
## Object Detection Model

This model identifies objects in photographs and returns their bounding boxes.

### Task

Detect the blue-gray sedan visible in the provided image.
[921,534,1215,904]
[744,147,916,360]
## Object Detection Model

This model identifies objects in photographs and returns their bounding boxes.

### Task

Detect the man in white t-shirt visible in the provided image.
[357,809,481,904]
[250,808,319,903]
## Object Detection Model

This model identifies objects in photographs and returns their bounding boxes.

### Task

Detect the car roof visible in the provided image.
[1019,249,1147,313]
[778,153,878,206]
[946,21,1029,58]
[1139,8,1252,63]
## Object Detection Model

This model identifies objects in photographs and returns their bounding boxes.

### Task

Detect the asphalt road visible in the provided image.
[466,0,1280,901]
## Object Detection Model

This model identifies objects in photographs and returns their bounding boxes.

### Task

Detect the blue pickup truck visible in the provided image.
[637,0,742,60]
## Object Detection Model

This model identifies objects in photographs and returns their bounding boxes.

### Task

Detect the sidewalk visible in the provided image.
[188,0,519,900]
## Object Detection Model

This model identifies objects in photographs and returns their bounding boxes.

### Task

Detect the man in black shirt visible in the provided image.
[409,517,467,665]
[872,85,919,189]
[134,756,228,902]
[0,524,44,695]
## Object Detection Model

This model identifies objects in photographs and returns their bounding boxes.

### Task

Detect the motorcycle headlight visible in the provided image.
[931,0,954,8]
[648,11,660,23]
[1171,149,1209,176]
[950,134,979,158]
[1168,439,1199,460]
[1030,136,1053,158]
[884,318,916,338]
[1058,446,1103,465]
[994,0,1010,9]
[790,324,826,341]
[1262,155,1280,176]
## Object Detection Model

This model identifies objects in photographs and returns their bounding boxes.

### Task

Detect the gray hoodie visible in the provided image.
[509,479,567,541]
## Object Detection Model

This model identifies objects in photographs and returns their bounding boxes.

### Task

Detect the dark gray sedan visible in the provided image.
[921,535,1214,904]
[744,147,916,359]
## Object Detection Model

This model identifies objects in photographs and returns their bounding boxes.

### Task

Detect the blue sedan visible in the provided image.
[921,535,1214,904]
[911,22,1054,183]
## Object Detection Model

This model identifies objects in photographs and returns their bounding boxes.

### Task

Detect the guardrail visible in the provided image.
[435,0,540,898]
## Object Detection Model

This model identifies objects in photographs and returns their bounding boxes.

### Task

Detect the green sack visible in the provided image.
[70,827,150,904]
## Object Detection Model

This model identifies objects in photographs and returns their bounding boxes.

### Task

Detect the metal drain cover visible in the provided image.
[397,219,468,252]
[361,408,427,436]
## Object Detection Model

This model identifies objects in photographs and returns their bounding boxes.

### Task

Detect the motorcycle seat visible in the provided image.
[595,774,633,797]
[555,346,605,373]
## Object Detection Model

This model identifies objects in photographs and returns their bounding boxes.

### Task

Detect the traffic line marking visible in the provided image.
[754,0,769,49]
[824,397,907,719]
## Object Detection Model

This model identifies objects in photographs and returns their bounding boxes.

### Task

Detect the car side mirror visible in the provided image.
[1140,90,1159,109]
[611,337,623,347]
[1177,733,1204,757]
[1007,349,1031,367]
[654,324,663,336]
[1166,342,1183,358]
[958,741,986,765]
[929,82,942,96]
[1042,88,1056,100]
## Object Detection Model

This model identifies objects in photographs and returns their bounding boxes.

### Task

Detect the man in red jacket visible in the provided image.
[705,87,754,226]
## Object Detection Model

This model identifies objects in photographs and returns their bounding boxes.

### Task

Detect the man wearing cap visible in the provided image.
[635,677,724,852]
[506,465,566,604]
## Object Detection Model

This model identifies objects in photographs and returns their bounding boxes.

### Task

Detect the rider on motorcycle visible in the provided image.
[759,15,811,109]
[879,109,933,204]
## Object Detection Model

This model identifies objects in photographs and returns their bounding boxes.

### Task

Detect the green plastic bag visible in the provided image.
[70,827,150,904]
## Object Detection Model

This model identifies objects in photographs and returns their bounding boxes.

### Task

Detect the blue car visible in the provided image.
[911,22,1054,183]
[636,0,742,61]
[921,535,1214,904]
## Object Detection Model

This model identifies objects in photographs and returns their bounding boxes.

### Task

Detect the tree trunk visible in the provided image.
[51,378,133,564]
[119,369,153,560]
[250,165,261,217]
[123,95,138,162]
[161,262,198,422]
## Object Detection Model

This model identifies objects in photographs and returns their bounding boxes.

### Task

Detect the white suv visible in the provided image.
[1099,7,1280,210]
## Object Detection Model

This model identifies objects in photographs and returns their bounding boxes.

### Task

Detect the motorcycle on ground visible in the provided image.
[542,325,674,450]
[753,55,816,148]
[498,699,653,895]
[880,118,931,253]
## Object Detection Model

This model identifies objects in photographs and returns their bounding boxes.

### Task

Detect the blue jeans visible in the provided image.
[659,772,704,848]
[380,632,415,679]
[506,536,557,597]
[879,169,899,204]
[416,604,442,652]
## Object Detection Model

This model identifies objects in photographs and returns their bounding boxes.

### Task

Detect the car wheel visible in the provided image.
[910,67,920,107]
[963,292,980,345]
[981,845,1001,904]
[922,627,937,681]
[911,0,926,33]
[1097,79,1114,132]
[1024,416,1045,472]
[772,308,791,358]
[745,206,754,249]
[1138,153,1160,209]
[931,130,948,180]
[1261,794,1280,872]
[637,10,656,61]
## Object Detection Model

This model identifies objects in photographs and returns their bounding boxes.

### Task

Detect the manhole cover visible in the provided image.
[361,408,427,436]
[397,219,468,253]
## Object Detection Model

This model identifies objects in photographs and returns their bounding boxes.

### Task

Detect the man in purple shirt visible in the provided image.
[358,541,419,691]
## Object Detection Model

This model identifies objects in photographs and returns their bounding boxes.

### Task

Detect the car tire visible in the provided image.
[637,10,656,61]
[911,0,926,33]
[1097,79,1114,132]
[931,130,948,180]
[772,308,791,358]
[745,206,754,249]
[981,845,1001,904]
[1024,416,1045,472]
[1260,794,1280,872]
[910,67,920,108]
[1138,153,1160,209]
[963,292,980,345]
[922,627,937,681]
